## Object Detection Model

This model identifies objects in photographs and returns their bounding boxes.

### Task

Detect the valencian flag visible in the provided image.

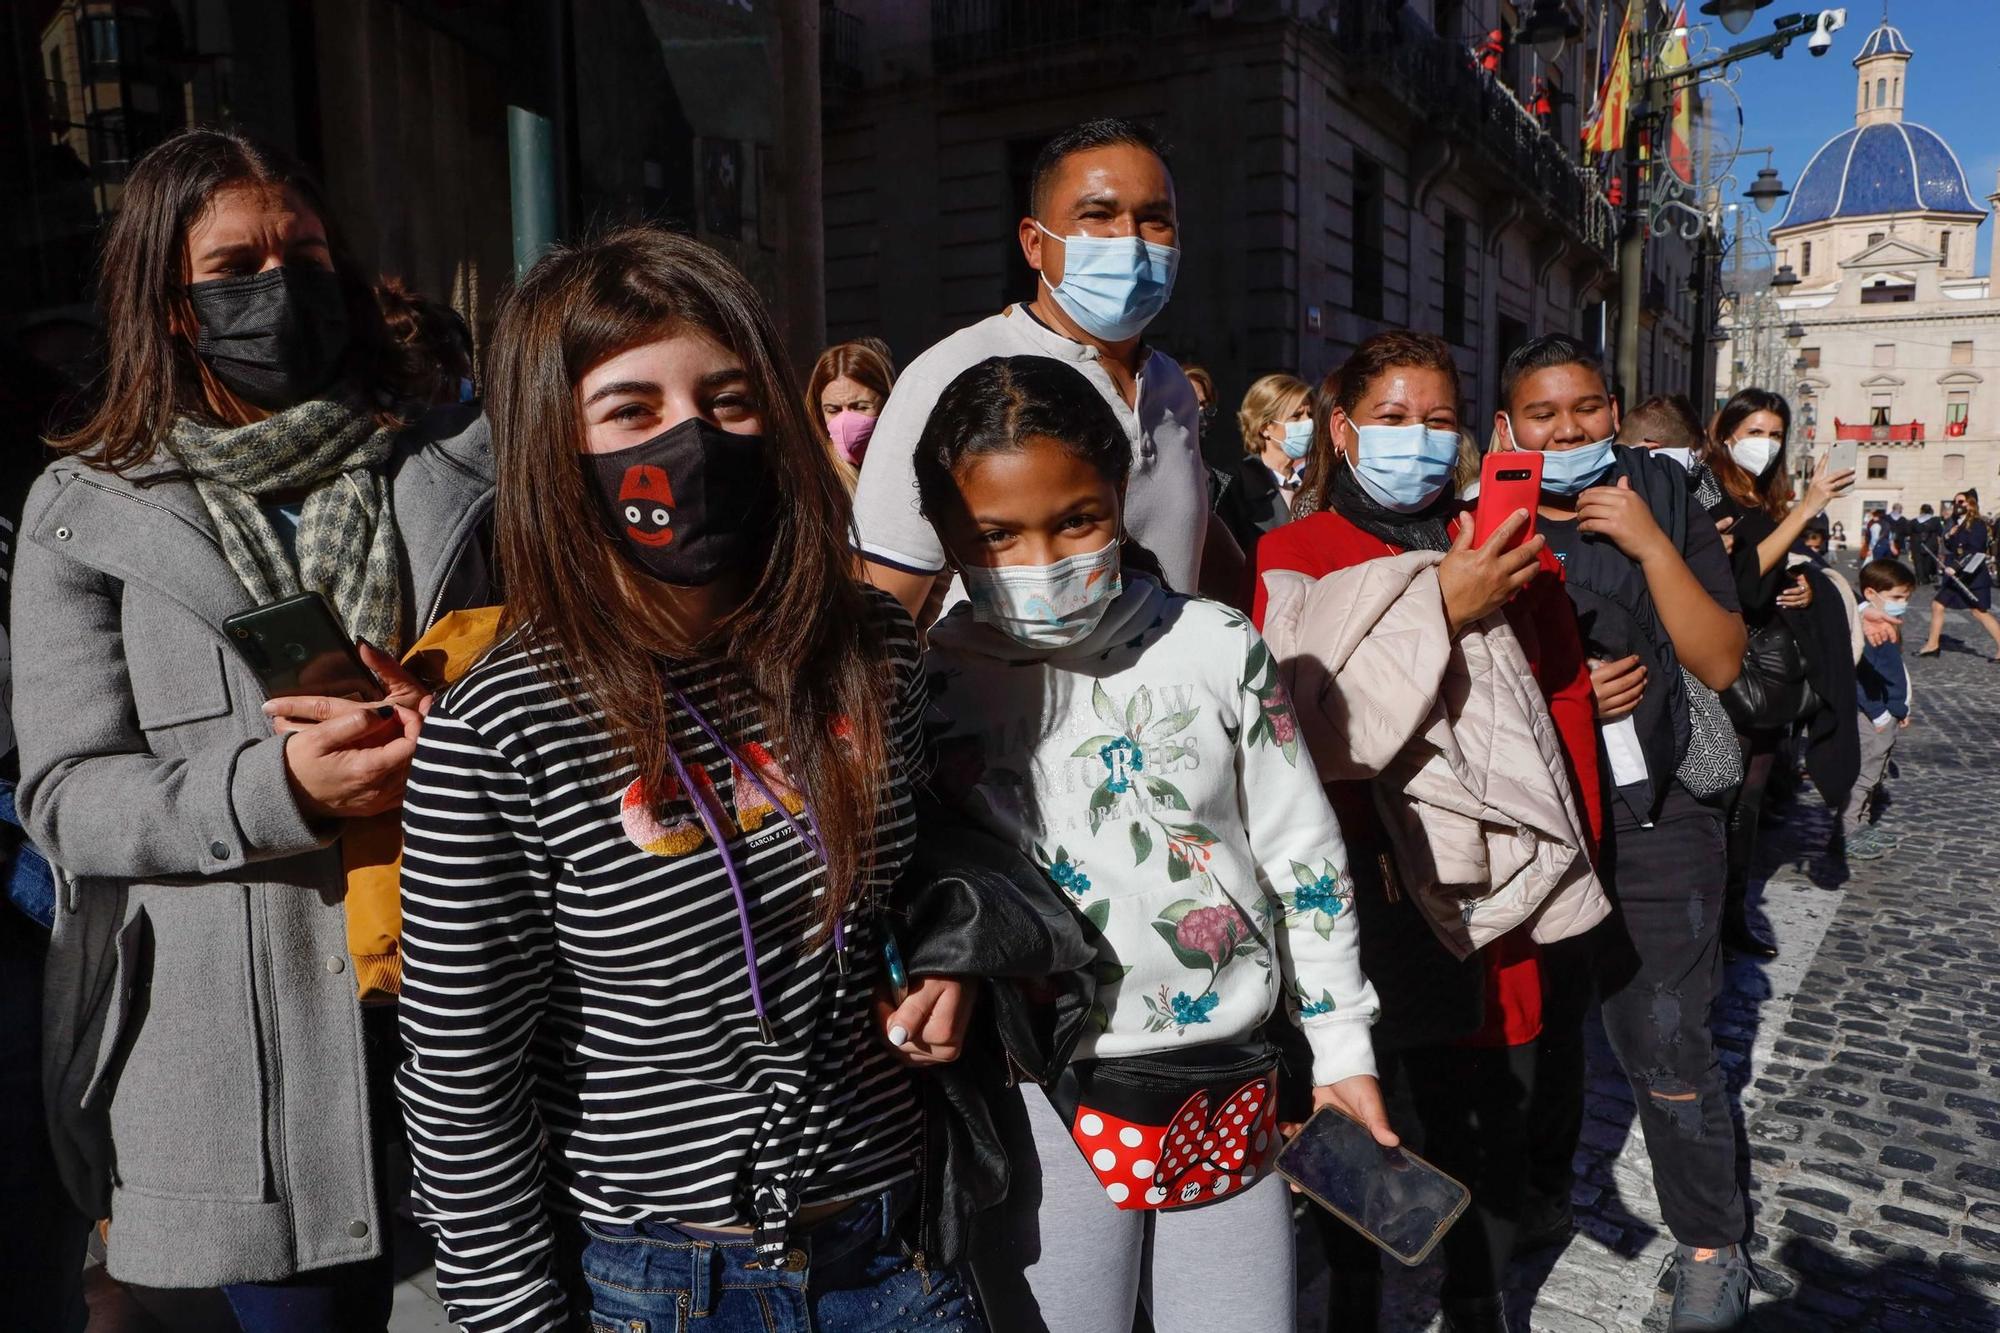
[1663,3,1696,182]
[1582,1,1633,154]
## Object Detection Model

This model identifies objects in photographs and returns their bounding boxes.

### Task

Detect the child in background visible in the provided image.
[1845,558,1916,860]
[913,354,1386,1333]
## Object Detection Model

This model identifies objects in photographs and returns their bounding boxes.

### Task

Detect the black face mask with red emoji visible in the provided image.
[582,418,774,586]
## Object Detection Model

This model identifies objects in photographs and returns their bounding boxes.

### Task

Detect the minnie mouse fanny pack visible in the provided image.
[1047,1042,1281,1211]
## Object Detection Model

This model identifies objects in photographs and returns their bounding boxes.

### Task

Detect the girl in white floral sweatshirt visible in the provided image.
[911,354,1385,1333]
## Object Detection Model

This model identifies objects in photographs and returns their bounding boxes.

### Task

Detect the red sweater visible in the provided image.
[1253,509,1604,1046]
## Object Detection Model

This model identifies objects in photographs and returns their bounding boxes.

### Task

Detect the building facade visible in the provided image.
[3,0,829,378]
[821,0,1694,460]
[1720,18,1999,541]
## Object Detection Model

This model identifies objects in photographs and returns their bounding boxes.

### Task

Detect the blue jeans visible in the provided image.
[575,1184,984,1333]
[0,779,56,929]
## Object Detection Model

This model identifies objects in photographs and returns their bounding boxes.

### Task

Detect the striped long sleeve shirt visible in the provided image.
[396,600,927,1332]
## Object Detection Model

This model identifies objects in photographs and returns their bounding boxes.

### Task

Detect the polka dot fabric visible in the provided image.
[1067,1078,1279,1210]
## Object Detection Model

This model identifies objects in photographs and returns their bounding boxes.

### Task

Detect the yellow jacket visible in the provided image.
[344,606,504,1001]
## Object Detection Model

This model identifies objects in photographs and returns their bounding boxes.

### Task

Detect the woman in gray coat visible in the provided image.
[11,129,492,1330]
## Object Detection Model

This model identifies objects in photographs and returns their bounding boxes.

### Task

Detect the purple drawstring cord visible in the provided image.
[660,739,776,1044]
[664,685,850,1030]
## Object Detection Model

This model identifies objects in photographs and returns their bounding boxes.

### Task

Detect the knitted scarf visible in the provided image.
[1319,454,1457,554]
[170,398,405,652]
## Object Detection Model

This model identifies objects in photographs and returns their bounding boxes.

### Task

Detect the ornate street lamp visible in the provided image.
[1771,264,1801,290]
[1745,166,1789,214]
[1521,0,1582,63]
[1785,321,1806,339]
[1699,0,1775,36]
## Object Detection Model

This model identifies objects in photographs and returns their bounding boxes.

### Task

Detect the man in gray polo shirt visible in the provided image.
[853,118,1240,619]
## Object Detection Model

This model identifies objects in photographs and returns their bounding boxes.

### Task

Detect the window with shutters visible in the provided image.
[1867,454,1889,479]
[1353,155,1385,322]
[1442,211,1468,346]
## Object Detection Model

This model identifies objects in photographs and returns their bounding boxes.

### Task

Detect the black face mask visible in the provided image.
[187,265,352,410]
[582,417,775,587]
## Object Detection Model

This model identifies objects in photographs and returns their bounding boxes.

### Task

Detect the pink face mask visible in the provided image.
[828,409,878,465]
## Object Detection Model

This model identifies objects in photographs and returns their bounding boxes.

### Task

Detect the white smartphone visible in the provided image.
[1826,439,1857,477]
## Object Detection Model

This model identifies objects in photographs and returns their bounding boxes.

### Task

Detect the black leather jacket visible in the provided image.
[892,810,1098,1268]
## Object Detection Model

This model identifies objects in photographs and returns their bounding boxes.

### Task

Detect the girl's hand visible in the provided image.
[1776,574,1813,610]
[874,975,973,1067]
[1803,456,1856,514]
[1438,511,1546,635]
[263,640,434,734]
[1588,655,1647,721]
[1312,1075,1398,1148]
[282,703,423,819]
[1576,478,1671,564]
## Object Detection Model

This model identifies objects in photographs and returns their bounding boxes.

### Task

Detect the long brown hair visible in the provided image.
[1701,387,1793,522]
[489,225,890,924]
[52,127,407,471]
[803,339,896,486]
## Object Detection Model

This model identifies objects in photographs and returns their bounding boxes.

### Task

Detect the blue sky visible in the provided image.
[1704,0,1996,274]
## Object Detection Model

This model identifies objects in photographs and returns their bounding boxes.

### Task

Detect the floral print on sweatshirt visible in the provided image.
[925,576,1380,1086]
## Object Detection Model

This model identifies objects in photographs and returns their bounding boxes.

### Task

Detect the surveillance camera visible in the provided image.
[1808,8,1846,57]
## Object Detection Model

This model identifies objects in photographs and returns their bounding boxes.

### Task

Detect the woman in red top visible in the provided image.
[1254,332,1603,1333]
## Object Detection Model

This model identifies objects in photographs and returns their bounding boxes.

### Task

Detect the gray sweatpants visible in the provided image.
[969,1083,1296,1333]
[1842,709,1899,831]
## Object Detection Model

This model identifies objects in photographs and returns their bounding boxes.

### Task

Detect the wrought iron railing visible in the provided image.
[1328,0,1615,260]
[930,0,1195,70]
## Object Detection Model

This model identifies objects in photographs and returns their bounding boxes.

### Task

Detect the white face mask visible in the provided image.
[1730,435,1783,478]
[1653,446,1693,471]
[960,537,1123,648]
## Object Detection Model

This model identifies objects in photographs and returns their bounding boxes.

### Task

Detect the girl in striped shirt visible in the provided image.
[396,227,983,1333]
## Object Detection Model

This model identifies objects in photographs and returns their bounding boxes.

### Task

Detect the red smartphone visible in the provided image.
[1472,450,1543,551]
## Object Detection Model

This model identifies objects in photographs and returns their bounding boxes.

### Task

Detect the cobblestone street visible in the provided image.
[1301,587,2000,1331]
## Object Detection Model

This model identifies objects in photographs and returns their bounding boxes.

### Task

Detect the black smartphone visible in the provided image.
[1276,1107,1471,1266]
[223,592,384,702]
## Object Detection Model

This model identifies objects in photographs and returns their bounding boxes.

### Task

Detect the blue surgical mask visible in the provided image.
[1280,418,1314,460]
[1880,598,1908,620]
[1347,422,1461,513]
[1034,222,1179,342]
[960,537,1124,649]
[1517,425,1616,496]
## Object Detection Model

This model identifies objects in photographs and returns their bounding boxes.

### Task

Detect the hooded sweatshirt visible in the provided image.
[925,574,1379,1087]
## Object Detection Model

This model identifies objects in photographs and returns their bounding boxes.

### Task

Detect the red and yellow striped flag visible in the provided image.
[1583,4,1633,155]
[1665,4,1695,182]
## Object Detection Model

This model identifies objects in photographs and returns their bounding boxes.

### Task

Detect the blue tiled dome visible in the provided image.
[1774,122,1985,231]
[1854,23,1911,62]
